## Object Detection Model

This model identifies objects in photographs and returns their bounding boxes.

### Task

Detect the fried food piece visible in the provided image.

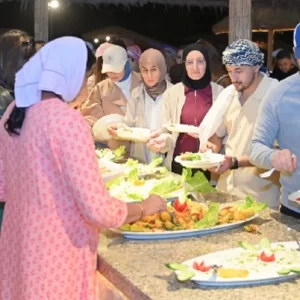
[160,211,172,222]
[217,268,249,278]
[244,224,260,234]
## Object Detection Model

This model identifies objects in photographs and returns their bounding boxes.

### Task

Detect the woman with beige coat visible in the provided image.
[80,45,142,126]
[80,45,142,149]
[108,48,172,164]
[147,44,224,177]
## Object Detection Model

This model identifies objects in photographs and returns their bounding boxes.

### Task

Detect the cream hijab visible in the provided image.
[139,49,167,100]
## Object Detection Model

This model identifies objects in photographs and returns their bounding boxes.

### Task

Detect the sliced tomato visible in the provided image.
[259,251,275,262]
[192,261,212,272]
[173,199,188,213]
[296,197,300,202]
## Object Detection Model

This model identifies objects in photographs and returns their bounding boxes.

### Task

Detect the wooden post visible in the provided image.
[229,0,252,43]
[267,29,274,70]
[34,0,49,42]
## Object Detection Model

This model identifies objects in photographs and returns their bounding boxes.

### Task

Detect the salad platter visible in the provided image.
[175,152,225,169]
[106,159,216,203]
[116,196,266,240]
[164,123,200,134]
[167,239,300,287]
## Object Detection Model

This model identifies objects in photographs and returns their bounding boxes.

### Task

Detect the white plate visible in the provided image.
[93,114,124,141]
[288,190,300,205]
[175,153,225,169]
[176,241,300,287]
[164,124,200,134]
[116,127,151,143]
[98,159,127,183]
[113,214,257,240]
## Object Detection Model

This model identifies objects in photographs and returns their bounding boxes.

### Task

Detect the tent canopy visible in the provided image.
[2,0,300,8]
[213,6,300,34]
[83,26,176,56]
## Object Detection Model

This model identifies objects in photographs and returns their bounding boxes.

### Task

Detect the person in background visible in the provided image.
[86,42,111,95]
[0,30,36,117]
[80,45,142,148]
[148,44,223,176]
[271,49,298,81]
[248,23,300,218]
[0,29,36,231]
[127,45,142,72]
[111,38,127,51]
[199,39,280,208]
[35,40,46,51]
[197,39,231,88]
[169,45,186,84]
[108,48,172,163]
[0,37,166,299]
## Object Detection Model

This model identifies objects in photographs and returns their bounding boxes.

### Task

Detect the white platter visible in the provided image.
[176,241,300,287]
[113,214,257,240]
[288,190,300,206]
[93,114,124,141]
[116,127,151,143]
[175,153,225,169]
[164,124,200,134]
[98,159,127,183]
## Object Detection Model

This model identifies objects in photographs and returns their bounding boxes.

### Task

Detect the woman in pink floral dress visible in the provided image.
[0,37,166,300]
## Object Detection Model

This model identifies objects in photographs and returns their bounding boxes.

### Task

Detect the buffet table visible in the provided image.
[97,208,300,300]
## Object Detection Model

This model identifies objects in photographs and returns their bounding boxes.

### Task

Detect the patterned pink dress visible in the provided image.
[0,99,127,300]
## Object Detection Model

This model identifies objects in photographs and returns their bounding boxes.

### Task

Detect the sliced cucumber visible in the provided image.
[239,241,257,251]
[176,270,195,282]
[260,238,271,249]
[291,268,300,274]
[277,269,291,275]
[165,263,189,271]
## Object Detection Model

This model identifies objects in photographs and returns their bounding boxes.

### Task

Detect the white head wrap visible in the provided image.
[15,36,87,108]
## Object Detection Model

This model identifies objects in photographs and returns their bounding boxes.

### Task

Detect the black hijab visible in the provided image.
[181,44,211,90]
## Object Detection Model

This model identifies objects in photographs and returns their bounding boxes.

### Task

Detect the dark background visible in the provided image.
[0,2,293,49]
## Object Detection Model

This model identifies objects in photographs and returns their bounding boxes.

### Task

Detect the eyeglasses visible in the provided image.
[185,59,206,67]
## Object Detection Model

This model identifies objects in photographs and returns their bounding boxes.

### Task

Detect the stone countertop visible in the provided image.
[97,208,300,300]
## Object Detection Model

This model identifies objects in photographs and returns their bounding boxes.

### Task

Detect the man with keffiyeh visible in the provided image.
[200,39,280,208]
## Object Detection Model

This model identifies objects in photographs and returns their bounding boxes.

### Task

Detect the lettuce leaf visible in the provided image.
[149,156,163,168]
[125,192,144,202]
[239,195,267,213]
[113,146,126,160]
[128,168,139,182]
[105,176,125,189]
[126,158,139,168]
[182,168,216,193]
[150,179,182,197]
[195,203,220,229]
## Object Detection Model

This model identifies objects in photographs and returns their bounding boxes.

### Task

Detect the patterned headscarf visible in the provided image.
[222,39,264,67]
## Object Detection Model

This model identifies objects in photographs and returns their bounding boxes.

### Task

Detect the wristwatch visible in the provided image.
[230,157,239,170]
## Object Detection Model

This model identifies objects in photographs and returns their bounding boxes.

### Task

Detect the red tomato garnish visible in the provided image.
[296,197,300,202]
[173,199,188,213]
[259,251,275,262]
[193,261,212,272]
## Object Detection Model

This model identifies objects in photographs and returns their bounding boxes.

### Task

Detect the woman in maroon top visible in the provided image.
[148,44,224,177]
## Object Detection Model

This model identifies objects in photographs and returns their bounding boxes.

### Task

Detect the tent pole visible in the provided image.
[229,0,252,43]
[34,0,49,42]
[267,29,274,70]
